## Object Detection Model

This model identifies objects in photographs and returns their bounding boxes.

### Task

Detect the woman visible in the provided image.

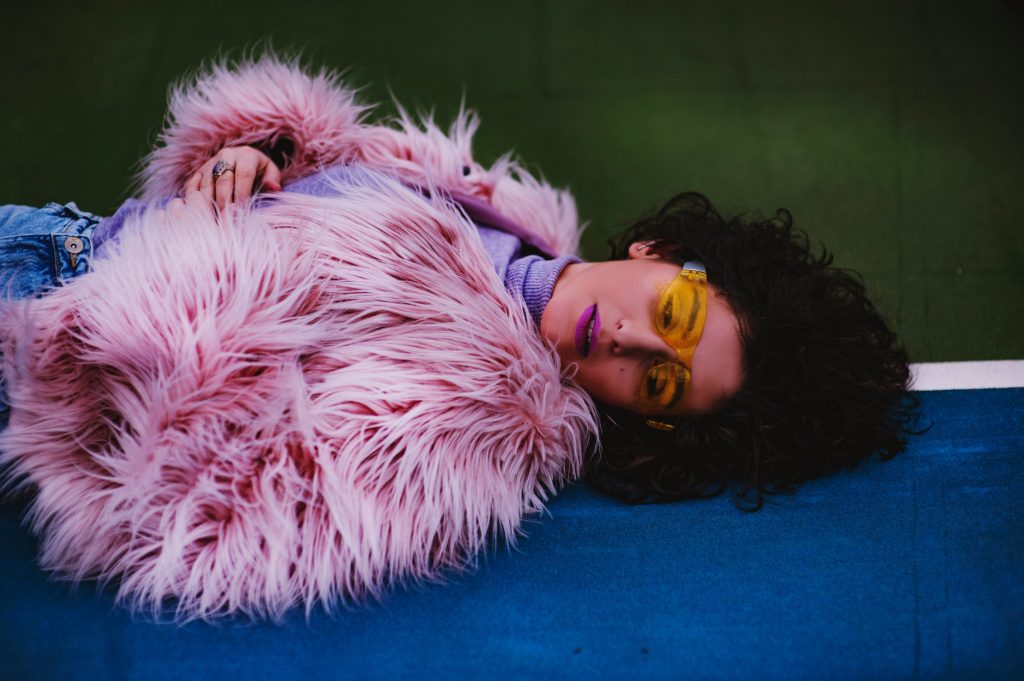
[0,55,915,621]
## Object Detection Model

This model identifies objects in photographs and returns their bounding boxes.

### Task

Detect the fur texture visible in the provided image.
[0,182,597,622]
[140,55,582,256]
[0,58,597,622]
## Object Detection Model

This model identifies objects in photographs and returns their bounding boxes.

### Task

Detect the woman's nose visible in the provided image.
[611,320,676,359]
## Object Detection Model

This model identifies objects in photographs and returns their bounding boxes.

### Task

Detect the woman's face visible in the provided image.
[540,242,744,417]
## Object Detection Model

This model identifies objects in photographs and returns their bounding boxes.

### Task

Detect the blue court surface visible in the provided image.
[1,387,1022,680]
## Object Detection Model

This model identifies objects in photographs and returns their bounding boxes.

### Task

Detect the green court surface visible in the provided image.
[2,0,1022,362]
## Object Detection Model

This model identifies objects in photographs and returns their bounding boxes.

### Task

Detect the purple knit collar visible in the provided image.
[505,254,579,327]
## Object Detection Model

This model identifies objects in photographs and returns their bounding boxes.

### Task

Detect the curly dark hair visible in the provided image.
[584,192,921,511]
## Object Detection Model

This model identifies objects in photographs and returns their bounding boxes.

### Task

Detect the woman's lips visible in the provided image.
[573,304,600,358]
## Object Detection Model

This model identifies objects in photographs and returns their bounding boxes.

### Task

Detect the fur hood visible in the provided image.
[0,56,598,622]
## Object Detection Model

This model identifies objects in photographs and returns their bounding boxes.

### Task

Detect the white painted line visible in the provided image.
[910,360,1024,391]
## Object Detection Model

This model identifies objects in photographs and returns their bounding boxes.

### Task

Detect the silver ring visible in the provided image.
[212,159,235,181]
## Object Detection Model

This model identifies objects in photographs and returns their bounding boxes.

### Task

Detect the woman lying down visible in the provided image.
[0,55,917,621]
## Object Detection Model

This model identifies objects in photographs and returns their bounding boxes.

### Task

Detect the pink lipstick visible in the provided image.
[573,304,600,358]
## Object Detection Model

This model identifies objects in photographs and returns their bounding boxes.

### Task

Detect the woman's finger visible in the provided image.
[183,187,214,215]
[185,170,202,194]
[233,154,259,204]
[166,197,186,219]
[213,162,235,211]
[198,160,216,201]
[261,160,283,192]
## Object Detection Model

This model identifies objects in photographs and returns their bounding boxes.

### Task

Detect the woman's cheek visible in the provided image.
[576,359,629,408]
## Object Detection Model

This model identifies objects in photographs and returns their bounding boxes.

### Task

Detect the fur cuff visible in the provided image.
[138,54,584,257]
[139,56,369,200]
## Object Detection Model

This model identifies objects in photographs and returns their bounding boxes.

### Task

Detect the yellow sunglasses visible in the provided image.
[639,261,707,425]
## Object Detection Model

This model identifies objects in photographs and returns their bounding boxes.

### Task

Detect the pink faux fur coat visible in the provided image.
[0,56,598,622]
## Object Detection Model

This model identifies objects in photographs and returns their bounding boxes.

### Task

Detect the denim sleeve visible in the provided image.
[0,201,100,302]
[0,201,101,431]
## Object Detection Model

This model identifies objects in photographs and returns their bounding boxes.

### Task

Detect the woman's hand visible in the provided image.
[163,187,214,219]
[184,146,283,211]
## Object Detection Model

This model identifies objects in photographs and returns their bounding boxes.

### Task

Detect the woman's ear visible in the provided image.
[627,241,662,260]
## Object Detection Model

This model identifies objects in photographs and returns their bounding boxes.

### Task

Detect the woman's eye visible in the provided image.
[641,362,687,408]
[660,297,674,330]
[645,370,661,396]
[642,366,666,401]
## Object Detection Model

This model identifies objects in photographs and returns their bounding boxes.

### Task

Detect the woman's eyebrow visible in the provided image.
[685,289,702,335]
